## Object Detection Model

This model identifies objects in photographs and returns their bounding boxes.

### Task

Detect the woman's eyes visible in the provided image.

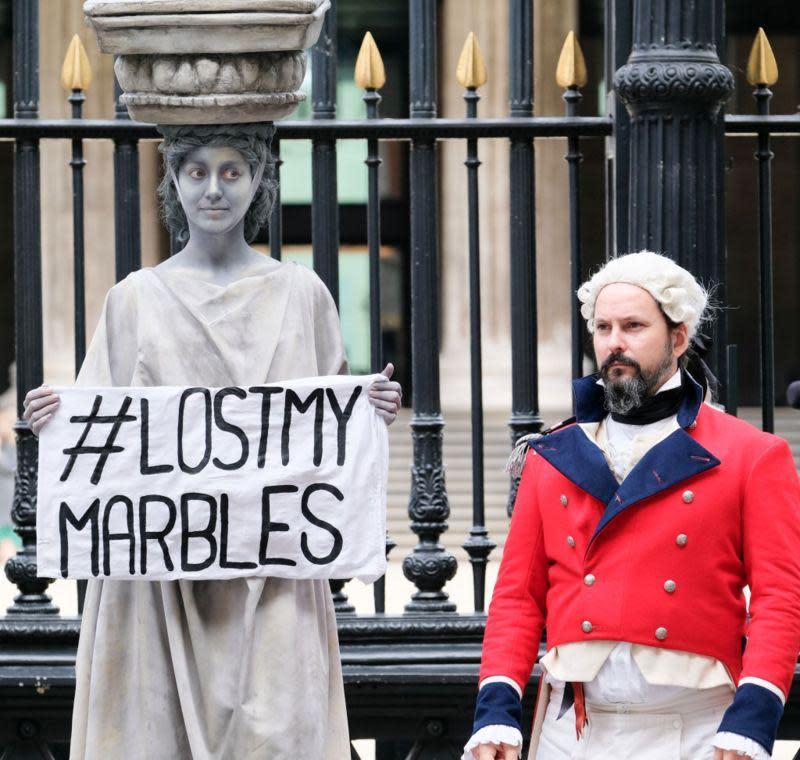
[184,166,246,182]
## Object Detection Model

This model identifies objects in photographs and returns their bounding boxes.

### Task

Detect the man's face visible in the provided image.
[593,283,688,397]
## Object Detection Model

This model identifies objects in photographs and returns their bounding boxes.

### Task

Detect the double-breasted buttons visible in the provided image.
[682,490,694,504]
[566,536,576,548]
[676,533,688,547]
[664,580,677,593]
[560,494,568,506]
[582,620,593,633]
[655,627,668,641]
[584,574,595,586]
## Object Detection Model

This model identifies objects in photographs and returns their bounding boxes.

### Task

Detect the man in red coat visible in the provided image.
[463,252,800,760]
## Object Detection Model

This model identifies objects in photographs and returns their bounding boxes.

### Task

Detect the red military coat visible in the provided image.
[480,374,800,699]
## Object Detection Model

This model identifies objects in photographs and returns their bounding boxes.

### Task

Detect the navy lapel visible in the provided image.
[531,371,722,546]
[589,427,720,543]
[529,426,619,507]
[589,372,720,544]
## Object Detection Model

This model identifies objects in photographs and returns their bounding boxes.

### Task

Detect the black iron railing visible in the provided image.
[3,0,800,758]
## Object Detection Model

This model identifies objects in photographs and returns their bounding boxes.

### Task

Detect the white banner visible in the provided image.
[36,375,388,582]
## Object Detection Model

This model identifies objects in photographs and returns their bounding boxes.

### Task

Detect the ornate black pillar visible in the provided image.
[5,0,57,615]
[612,0,733,384]
[402,0,458,613]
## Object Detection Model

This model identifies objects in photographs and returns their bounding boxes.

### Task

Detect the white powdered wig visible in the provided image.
[577,251,709,339]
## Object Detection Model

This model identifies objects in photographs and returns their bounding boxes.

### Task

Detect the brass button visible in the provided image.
[676,533,688,547]
[584,574,596,586]
[560,494,568,507]
[664,580,677,593]
[655,627,668,641]
[682,490,694,504]
[582,620,593,633]
[689,421,697,430]
[567,536,576,548]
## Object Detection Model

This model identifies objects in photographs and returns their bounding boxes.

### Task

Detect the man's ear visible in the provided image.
[672,323,689,359]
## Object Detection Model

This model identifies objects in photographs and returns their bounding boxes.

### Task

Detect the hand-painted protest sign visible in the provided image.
[36,375,388,582]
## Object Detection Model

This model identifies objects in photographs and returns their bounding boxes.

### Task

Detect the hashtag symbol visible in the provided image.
[60,394,137,485]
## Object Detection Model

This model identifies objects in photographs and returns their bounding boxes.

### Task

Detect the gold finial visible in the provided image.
[61,34,92,92]
[456,32,487,89]
[746,27,778,87]
[555,31,588,89]
[355,32,386,90]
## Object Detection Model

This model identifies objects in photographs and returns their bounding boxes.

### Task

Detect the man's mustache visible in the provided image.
[600,353,642,375]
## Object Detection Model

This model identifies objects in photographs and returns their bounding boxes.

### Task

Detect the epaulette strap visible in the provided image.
[505,433,542,479]
[504,416,577,479]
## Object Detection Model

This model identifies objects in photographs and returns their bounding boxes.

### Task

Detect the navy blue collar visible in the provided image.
[572,369,704,429]
[530,370,718,548]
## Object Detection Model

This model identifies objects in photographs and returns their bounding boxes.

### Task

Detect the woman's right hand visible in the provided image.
[23,384,60,436]
[476,743,519,760]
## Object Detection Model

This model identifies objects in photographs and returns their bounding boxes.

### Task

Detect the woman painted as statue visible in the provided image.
[23,122,401,759]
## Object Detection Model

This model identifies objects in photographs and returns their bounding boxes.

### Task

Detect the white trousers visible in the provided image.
[534,684,734,760]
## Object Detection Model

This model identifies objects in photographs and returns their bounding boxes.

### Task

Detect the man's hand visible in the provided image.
[22,384,60,436]
[475,742,519,760]
[714,749,751,760]
[369,363,402,425]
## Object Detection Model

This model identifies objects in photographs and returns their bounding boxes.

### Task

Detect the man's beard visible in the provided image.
[600,344,675,415]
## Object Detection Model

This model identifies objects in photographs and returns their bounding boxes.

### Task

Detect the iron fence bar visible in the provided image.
[0,117,614,141]
[362,82,394,615]
[269,137,282,262]
[460,85,494,613]
[6,0,57,616]
[564,86,584,381]
[311,1,352,613]
[311,0,340,306]
[403,0,457,614]
[69,86,88,615]
[754,85,775,433]
[507,0,542,516]
[69,90,87,375]
[725,115,800,133]
[113,74,141,280]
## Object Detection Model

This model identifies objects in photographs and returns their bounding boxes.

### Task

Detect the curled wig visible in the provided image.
[157,123,277,245]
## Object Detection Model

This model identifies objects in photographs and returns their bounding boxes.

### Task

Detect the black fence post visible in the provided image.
[612,0,733,388]
[5,0,57,616]
[113,72,141,280]
[507,0,542,515]
[403,0,457,613]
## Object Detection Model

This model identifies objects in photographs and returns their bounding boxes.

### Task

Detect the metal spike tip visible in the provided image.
[456,32,487,89]
[61,34,92,92]
[355,31,386,90]
[746,27,778,87]
[556,30,588,89]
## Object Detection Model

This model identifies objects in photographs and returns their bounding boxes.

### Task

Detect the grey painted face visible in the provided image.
[174,146,259,240]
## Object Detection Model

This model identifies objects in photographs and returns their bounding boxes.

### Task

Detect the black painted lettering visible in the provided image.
[59,499,100,578]
[102,495,136,576]
[259,485,298,566]
[180,493,218,572]
[212,388,249,471]
[300,483,344,565]
[282,388,324,466]
[325,386,362,466]
[140,398,174,475]
[177,388,212,474]
[138,495,177,574]
[248,386,283,468]
[219,493,257,570]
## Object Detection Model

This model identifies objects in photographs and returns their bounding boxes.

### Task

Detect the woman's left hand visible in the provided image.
[369,363,402,425]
